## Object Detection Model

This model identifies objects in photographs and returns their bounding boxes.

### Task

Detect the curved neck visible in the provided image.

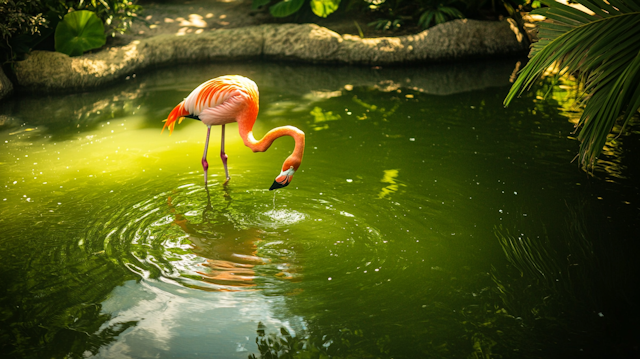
[239,124,305,170]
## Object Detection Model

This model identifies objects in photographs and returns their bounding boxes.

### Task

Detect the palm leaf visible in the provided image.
[504,0,640,167]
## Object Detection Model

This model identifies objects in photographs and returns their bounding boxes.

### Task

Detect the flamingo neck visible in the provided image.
[239,121,305,171]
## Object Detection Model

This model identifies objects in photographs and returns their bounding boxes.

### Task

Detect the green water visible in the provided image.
[1,61,638,358]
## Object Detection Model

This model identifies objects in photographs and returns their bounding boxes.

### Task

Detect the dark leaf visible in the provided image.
[269,0,305,17]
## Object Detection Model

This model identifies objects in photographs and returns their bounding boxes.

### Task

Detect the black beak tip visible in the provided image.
[269,180,289,191]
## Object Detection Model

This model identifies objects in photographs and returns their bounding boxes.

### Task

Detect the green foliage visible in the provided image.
[47,0,142,38]
[0,0,47,41]
[311,0,342,17]
[255,0,341,18]
[252,0,272,10]
[368,17,405,30]
[252,0,534,32]
[365,0,537,32]
[248,322,309,359]
[85,0,142,38]
[269,0,306,17]
[1,0,142,64]
[247,323,390,358]
[504,0,640,168]
[365,0,465,31]
[418,2,464,29]
[0,0,50,63]
[55,10,106,56]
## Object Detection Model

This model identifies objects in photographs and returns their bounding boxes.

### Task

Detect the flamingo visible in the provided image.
[162,75,305,190]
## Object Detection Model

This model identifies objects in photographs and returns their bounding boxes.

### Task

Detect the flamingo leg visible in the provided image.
[202,125,211,185]
[221,124,230,184]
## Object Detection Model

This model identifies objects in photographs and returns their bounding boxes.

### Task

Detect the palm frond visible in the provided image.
[504,0,640,167]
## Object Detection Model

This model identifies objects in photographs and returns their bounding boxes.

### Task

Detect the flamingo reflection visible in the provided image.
[167,185,299,291]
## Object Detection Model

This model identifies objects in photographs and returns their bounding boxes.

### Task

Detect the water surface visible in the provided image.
[1,61,638,358]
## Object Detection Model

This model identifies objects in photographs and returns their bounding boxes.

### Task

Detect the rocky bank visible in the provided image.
[0,1,530,100]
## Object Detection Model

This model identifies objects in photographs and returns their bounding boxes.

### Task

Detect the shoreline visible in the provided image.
[1,17,529,99]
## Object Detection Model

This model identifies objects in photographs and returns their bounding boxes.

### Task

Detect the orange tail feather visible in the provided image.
[163,101,190,135]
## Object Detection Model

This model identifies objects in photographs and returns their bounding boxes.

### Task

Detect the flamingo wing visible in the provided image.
[184,77,254,126]
[163,76,258,134]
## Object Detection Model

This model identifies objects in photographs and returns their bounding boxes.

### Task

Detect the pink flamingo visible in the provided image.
[163,75,305,190]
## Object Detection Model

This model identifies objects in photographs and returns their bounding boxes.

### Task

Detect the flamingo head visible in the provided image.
[269,145,303,191]
[269,166,296,191]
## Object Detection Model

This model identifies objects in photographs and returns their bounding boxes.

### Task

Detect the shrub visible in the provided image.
[0,0,49,62]
[0,0,47,41]
[253,0,342,18]
[252,0,534,32]
[1,0,142,63]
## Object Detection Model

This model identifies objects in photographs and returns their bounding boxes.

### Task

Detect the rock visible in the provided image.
[262,24,342,62]
[14,28,265,93]
[0,66,13,100]
[14,20,528,93]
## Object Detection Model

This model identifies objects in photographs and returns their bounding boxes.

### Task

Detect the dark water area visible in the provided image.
[0,60,639,358]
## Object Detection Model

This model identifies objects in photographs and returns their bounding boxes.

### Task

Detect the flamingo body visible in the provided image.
[163,75,305,190]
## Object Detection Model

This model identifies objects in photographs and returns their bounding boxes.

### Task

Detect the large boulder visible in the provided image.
[14,20,528,93]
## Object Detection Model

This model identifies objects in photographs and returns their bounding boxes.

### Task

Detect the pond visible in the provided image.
[1,61,638,359]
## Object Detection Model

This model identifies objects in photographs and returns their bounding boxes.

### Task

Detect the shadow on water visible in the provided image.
[490,201,638,358]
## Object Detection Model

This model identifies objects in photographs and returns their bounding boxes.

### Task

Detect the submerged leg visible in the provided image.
[221,124,230,184]
[202,125,211,185]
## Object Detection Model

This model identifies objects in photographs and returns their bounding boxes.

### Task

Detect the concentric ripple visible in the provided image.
[74,167,391,294]
[77,170,391,296]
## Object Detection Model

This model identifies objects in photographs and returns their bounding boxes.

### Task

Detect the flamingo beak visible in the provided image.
[269,167,295,191]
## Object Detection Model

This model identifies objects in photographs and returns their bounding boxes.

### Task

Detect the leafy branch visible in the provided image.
[504,0,640,168]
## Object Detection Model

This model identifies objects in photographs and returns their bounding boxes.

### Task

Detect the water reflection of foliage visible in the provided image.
[0,248,135,358]
[248,323,308,359]
[306,86,404,132]
[531,71,640,180]
[310,106,341,131]
[0,83,147,141]
[248,323,389,359]
[490,203,637,357]
[0,60,519,142]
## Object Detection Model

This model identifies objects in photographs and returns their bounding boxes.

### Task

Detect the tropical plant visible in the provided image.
[44,0,142,38]
[1,0,142,64]
[252,0,534,33]
[504,0,640,168]
[461,0,530,19]
[418,1,465,29]
[0,0,47,41]
[83,0,142,38]
[364,0,408,31]
[365,0,466,31]
[368,16,406,30]
[54,10,106,56]
[252,0,341,18]
[367,0,535,32]
[0,0,49,63]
